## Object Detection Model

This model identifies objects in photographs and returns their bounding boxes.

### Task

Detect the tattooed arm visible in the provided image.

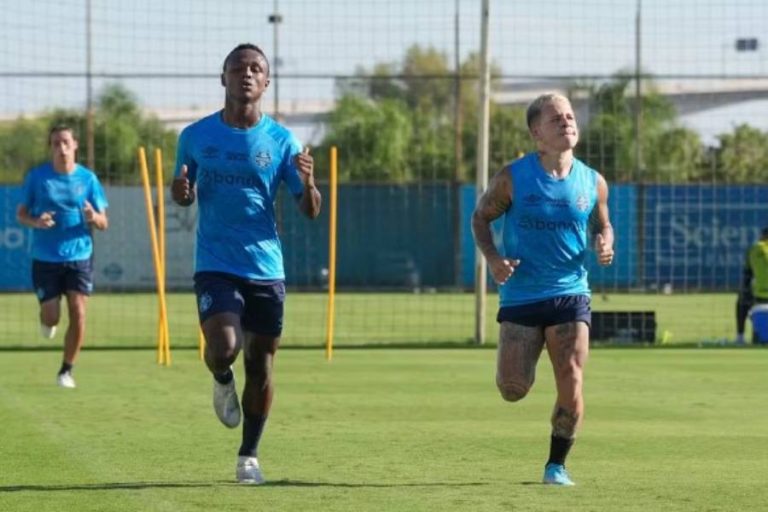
[471,169,520,284]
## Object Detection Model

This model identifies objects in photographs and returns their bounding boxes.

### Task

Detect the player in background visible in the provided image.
[16,125,109,389]
[735,226,768,343]
[471,93,614,486]
[171,43,321,484]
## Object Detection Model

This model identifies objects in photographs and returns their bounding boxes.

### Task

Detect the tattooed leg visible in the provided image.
[545,321,589,436]
[496,322,545,402]
[551,406,579,439]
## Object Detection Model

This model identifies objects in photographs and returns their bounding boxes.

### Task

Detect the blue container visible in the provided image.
[750,305,768,344]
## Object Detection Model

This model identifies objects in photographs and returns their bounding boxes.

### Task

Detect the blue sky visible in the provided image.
[1,0,766,143]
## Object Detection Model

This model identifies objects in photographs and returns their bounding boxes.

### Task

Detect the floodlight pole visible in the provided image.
[633,0,642,178]
[452,0,463,288]
[268,1,283,120]
[85,0,95,170]
[634,0,644,285]
[474,0,491,345]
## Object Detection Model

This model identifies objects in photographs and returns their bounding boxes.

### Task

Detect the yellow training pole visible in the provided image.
[153,152,165,363]
[324,146,338,361]
[154,148,171,365]
[138,147,169,366]
[198,328,205,361]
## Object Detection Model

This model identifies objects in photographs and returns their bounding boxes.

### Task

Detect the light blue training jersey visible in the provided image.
[174,112,305,280]
[20,162,109,262]
[499,152,598,307]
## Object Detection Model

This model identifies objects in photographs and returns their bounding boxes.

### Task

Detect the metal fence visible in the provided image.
[1,0,767,346]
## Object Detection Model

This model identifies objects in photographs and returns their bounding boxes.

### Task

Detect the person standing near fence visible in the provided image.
[735,226,768,344]
[471,93,614,486]
[16,125,109,389]
[171,43,321,484]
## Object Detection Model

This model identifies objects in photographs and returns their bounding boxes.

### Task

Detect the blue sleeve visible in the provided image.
[89,175,109,212]
[282,134,305,198]
[20,170,35,211]
[174,127,198,185]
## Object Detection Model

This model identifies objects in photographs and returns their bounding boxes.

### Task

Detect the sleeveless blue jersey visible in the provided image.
[499,153,598,307]
[20,162,109,262]
[174,112,305,280]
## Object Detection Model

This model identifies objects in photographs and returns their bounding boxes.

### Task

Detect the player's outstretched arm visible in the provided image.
[295,147,321,219]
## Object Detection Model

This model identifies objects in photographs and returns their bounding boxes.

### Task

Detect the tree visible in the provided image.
[313,95,412,182]
[457,53,533,177]
[713,124,768,183]
[92,84,177,184]
[0,83,177,184]
[325,45,531,182]
[0,116,49,182]
[400,46,454,113]
[577,74,704,183]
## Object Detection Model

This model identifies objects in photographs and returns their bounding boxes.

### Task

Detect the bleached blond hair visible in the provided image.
[526,93,571,129]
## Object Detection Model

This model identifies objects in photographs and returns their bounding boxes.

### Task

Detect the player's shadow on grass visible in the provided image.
[0,482,219,492]
[0,480,489,492]
[267,479,489,488]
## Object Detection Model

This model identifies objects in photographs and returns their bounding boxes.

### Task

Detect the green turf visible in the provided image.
[0,291,749,348]
[0,348,765,511]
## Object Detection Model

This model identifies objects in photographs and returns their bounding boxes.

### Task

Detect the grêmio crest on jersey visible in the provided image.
[575,194,590,212]
[253,151,272,168]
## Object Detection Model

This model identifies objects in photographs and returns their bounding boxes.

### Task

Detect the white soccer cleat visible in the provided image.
[56,372,76,389]
[213,372,241,428]
[40,324,57,339]
[236,456,265,485]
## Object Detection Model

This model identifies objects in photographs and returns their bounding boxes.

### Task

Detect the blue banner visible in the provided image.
[1,184,765,292]
[0,186,33,290]
[642,185,768,290]
[586,185,637,288]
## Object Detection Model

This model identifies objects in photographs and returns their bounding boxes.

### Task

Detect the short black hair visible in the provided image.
[222,43,270,76]
[48,124,78,144]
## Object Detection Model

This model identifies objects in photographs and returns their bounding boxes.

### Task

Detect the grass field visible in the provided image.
[0,292,750,348]
[0,347,766,511]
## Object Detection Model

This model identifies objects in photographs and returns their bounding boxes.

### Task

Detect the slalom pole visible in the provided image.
[154,148,171,365]
[325,146,338,361]
[138,146,169,365]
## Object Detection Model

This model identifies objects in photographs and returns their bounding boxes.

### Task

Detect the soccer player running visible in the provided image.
[171,43,321,484]
[472,93,614,486]
[16,125,109,389]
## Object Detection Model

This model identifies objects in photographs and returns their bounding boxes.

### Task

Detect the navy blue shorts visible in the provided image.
[497,294,591,329]
[193,272,285,336]
[32,259,94,303]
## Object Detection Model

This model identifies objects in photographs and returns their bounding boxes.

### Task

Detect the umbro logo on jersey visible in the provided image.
[202,146,219,159]
[524,194,542,204]
[576,194,589,212]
